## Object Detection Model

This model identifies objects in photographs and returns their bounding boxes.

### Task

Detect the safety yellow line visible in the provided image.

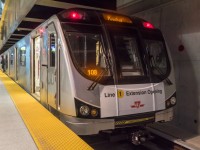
[0,71,93,150]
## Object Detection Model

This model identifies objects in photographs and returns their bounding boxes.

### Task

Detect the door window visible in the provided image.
[50,33,56,67]
[48,24,57,67]
[20,46,26,66]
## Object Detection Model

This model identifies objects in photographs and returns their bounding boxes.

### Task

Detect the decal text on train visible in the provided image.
[117,90,124,98]
[104,92,115,98]
[126,90,147,96]
[147,89,163,95]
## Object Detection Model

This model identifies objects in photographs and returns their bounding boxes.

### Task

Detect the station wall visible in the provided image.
[0,0,36,46]
[134,0,200,134]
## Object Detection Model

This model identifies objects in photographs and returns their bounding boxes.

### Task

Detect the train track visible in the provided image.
[81,133,190,150]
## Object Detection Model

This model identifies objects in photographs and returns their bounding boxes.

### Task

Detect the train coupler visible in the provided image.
[129,129,154,145]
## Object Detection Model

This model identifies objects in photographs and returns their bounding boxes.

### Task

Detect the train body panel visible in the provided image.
[72,67,101,107]
[0,8,176,135]
[164,44,176,99]
[54,17,77,116]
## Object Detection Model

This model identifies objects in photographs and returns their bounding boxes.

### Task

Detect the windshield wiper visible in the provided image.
[153,66,173,85]
[149,56,173,86]
[87,69,108,90]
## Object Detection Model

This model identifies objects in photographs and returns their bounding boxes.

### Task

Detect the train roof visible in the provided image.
[57,8,157,30]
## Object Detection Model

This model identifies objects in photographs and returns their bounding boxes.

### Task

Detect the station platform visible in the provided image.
[0,71,92,150]
[2,69,200,150]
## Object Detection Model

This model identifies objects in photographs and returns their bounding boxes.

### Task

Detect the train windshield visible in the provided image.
[113,35,144,76]
[145,40,168,75]
[67,32,111,79]
[107,25,145,81]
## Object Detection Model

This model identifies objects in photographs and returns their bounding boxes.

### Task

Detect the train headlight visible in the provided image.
[75,98,100,118]
[165,94,176,109]
[170,97,176,105]
[79,105,90,116]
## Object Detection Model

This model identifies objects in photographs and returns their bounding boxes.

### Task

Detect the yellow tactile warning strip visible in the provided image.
[0,71,93,150]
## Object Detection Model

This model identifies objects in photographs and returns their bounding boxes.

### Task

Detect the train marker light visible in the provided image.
[170,97,176,105]
[91,109,98,117]
[143,22,155,29]
[62,11,85,20]
[38,28,45,36]
[69,11,83,19]
[103,13,132,24]
[39,28,44,34]
[166,100,171,107]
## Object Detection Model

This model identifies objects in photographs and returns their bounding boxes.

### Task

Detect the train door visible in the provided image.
[14,48,18,81]
[5,53,9,74]
[40,23,58,109]
[9,49,14,78]
[33,36,41,98]
[40,30,48,107]
[16,47,23,82]
[46,23,58,110]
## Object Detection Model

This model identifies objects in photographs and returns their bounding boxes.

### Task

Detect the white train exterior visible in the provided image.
[0,8,176,135]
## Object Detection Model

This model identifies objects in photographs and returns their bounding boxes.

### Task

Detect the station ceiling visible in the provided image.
[117,0,176,14]
[1,0,176,53]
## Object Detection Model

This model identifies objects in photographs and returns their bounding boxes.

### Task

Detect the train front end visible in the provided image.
[57,8,176,135]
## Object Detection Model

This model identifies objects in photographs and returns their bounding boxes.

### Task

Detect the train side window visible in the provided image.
[10,51,14,65]
[20,46,26,66]
[50,33,56,67]
[5,54,8,70]
[48,23,57,67]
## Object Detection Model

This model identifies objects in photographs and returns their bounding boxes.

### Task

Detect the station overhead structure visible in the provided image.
[0,0,116,54]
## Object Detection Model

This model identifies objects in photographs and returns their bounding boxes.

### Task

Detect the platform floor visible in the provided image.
[0,71,92,150]
[0,74,37,150]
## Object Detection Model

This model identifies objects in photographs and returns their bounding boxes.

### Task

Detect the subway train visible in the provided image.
[0,7,176,143]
